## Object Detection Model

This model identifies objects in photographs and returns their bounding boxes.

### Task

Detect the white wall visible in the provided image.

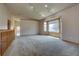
[0,4,11,29]
[43,4,79,44]
[20,20,39,36]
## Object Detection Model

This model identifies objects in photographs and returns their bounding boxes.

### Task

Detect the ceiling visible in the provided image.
[5,3,75,20]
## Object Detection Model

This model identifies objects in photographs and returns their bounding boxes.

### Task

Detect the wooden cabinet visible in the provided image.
[0,30,15,56]
[0,32,1,56]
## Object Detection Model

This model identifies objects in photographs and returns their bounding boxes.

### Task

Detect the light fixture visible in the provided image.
[29,6,34,11]
[44,4,48,8]
[40,13,45,17]
[50,9,55,13]
[30,6,34,9]
[41,14,45,17]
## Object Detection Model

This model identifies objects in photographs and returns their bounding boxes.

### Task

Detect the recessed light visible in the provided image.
[30,6,34,9]
[49,9,56,13]
[44,4,48,8]
[41,14,45,17]
[40,13,45,17]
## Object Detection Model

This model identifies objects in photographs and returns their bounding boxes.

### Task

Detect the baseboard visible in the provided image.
[63,39,79,45]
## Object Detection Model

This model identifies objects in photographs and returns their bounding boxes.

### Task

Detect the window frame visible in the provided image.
[48,19,60,33]
[43,21,48,32]
[43,18,61,33]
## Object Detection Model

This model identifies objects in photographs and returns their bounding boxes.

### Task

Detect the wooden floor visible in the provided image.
[4,35,79,56]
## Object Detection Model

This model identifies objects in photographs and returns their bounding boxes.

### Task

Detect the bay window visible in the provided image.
[48,20,59,32]
[44,19,60,33]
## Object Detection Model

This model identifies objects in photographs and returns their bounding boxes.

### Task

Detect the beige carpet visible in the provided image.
[4,35,79,56]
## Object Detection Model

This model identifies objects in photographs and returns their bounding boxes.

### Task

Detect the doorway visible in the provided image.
[11,18,21,36]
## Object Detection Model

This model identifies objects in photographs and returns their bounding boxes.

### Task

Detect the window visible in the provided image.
[44,22,47,31]
[48,20,59,32]
[16,26,20,36]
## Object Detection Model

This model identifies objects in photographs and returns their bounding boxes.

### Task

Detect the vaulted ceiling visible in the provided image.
[5,3,75,20]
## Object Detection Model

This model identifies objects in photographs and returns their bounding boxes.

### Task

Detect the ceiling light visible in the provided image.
[40,13,45,17]
[50,9,55,13]
[29,6,34,11]
[44,4,48,8]
[41,14,45,17]
[30,6,34,9]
